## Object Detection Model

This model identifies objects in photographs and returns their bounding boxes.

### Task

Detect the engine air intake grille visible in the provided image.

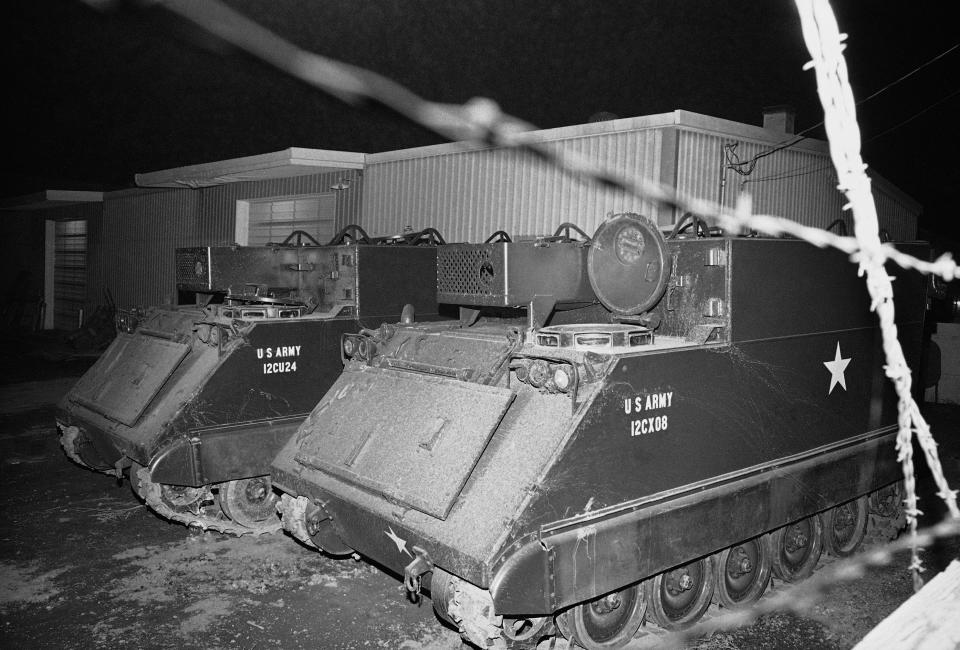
[437,245,501,299]
[175,247,211,290]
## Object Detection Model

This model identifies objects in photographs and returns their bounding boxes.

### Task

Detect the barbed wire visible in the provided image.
[87,0,960,282]
[793,0,958,590]
[85,0,959,634]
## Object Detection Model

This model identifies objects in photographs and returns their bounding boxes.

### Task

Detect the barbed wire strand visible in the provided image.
[86,0,959,617]
[98,0,959,283]
[793,0,959,590]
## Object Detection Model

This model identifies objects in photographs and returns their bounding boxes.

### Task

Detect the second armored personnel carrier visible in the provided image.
[271,214,925,647]
[57,227,443,534]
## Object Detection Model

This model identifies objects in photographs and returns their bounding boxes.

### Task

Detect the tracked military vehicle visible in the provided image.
[56,226,444,535]
[271,214,925,648]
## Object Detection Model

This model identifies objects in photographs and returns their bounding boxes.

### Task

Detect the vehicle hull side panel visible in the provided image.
[491,430,899,613]
[488,240,925,612]
[519,332,900,532]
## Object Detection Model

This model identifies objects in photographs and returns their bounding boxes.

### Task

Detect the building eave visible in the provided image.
[135,147,367,188]
[0,190,104,211]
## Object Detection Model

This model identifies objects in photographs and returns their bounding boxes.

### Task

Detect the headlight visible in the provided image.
[515,358,577,394]
[342,336,357,358]
[552,365,573,392]
[357,338,376,361]
[527,360,550,387]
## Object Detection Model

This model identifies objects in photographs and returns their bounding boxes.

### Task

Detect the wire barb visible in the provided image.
[794,0,959,590]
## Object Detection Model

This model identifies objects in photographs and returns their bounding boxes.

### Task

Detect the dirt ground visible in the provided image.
[1,337,958,649]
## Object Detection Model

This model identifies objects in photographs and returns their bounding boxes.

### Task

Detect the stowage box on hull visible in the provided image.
[270,221,926,646]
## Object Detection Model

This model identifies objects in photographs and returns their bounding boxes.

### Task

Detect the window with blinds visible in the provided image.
[246,194,337,246]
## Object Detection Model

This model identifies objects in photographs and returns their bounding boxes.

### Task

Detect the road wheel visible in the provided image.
[771,515,823,581]
[714,535,773,608]
[219,476,279,529]
[646,557,715,630]
[822,495,868,556]
[868,480,904,519]
[561,583,646,649]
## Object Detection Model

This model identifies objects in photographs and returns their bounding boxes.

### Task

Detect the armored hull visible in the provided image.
[58,239,440,534]
[271,216,926,647]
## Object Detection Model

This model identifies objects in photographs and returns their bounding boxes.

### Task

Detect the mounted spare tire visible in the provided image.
[588,213,670,316]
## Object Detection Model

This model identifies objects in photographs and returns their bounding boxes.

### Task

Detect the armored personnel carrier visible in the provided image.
[271,214,925,647]
[56,227,443,535]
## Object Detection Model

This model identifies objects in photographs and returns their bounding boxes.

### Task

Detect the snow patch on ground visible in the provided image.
[178,595,235,638]
[0,561,72,606]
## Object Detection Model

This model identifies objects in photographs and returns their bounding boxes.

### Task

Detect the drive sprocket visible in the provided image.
[132,465,280,537]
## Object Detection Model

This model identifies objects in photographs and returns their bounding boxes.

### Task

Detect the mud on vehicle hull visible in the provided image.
[270,217,927,648]
[57,238,441,535]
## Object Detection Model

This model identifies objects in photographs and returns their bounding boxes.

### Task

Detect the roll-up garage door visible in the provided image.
[247,194,336,246]
[54,220,87,331]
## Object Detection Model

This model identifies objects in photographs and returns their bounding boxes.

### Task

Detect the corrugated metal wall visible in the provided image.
[362,111,919,244]
[91,169,363,308]
[676,128,918,240]
[871,175,920,242]
[362,130,664,242]
[87,114,919,309]
[95,188,199,308]
[676,130,847,229]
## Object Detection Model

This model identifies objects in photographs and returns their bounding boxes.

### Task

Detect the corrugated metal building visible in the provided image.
[2,109,922,327]
[97,163,364,308]
[361,110,919,242]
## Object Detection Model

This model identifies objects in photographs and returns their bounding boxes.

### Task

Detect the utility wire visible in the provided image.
[865,86,960,143]
[83,0,960,622]
[80,0,960,283]
[856,42,959,109]
[746,85,960,185]
[727,40,960,174]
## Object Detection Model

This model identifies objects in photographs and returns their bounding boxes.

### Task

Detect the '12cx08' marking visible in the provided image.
[625,391,674,437]
[631,415,668,436]
[264,361,297,374]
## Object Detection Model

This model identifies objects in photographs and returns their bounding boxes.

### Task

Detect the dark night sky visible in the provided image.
[3,0,959,239]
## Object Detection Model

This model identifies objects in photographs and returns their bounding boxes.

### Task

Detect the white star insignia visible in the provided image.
[823,342,851,395]
[385,526,411,556]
